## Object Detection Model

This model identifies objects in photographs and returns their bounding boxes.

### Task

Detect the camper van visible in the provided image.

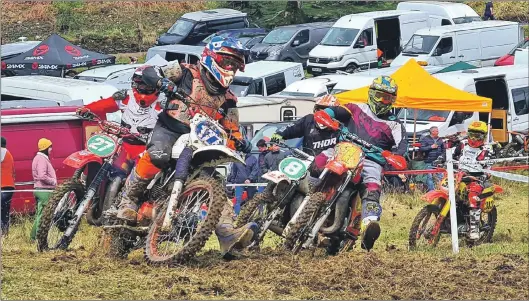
[397,1,481,26]
[307,10,431,75]
[392,21,523,68]
[400,66,528,143]
[230,61,305,97]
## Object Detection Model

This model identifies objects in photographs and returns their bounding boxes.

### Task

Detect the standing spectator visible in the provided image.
[228,153,260,201]
[256,139,269,182]
[262,143,288,174]
[419,126,445,191]
[30,138,57,241]
[1,137,16,235]
[484,1,495,20]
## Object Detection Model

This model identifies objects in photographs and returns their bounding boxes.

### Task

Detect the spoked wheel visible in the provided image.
[144,177,224,266]
[408,205,442,250]
[468,206,497,246]
[37,179,85,251]
[234,184,274,228]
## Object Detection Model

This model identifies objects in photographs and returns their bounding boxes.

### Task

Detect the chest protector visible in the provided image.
[458,144,488,172]
[165,64,230,126]
[120,90,161,137]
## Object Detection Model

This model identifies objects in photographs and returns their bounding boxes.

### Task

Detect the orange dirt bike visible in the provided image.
[283,116,407,255]
[500,131,529,158]
[37,113,146,251]
[409,169,503,249]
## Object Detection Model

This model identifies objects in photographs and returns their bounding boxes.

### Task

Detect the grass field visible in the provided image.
[1,179,528,300]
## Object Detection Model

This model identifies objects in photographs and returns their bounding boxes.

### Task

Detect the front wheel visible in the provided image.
[408,205,441,250]
[144,177,225,265]
[36,179,85,251]
[86,176,124,226]
[234,184,274,228]
[283,192,325,253]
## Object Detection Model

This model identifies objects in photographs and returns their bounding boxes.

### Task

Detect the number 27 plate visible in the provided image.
[86,134,117,158]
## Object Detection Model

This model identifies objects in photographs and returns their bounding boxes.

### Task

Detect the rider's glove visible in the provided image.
[270,133,283,144]
[236,138,252,154]
[159,78,177,95]
[76,107,94,119]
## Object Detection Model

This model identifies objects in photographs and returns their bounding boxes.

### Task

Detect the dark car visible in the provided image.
[198,28,269,46]
[155,9,250,46]
[249,22,333,66]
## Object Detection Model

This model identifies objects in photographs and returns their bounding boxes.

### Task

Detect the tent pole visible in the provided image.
[61,68,65,78]
[412,109,418,160]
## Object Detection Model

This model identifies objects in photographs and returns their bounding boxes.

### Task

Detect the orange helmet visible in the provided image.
[314,94,337,112]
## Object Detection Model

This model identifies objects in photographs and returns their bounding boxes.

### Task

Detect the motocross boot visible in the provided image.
[116,169,150,223]
[215,200,258,259]
[360,190,382,251]
[468,208,481,240]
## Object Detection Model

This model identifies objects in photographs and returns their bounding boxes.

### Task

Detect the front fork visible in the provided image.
[162,147,192,229]
[429,199,450,244]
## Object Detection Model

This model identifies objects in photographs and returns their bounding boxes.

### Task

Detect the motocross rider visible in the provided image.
[270,95,340,156]
[76,65,164,174]
[319,76,407,250]
[453,120,493,240]
[116,36,256,258]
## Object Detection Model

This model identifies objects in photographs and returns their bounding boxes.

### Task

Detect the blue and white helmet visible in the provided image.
[200,36,246,88]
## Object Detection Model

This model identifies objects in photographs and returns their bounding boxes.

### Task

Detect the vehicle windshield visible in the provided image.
[230,83,250,97]
[398,109,450,122]
[251,123,302,152]
[262,28,298,45]
[452,16,482,24]
[320,28,359,46]
[278,91,316,97]
[402,34,439,54]
[167,19,195,36]
[508,39,529,55]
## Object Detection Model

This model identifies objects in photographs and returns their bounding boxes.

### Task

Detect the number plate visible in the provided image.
[279,157,308,180]
[86,134,117,157]
[195,120,225,146]
[312,67,322,72]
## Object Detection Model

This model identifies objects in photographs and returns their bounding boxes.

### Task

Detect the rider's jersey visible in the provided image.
[454,142,491,173]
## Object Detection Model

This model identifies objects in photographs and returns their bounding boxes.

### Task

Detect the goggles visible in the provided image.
[372,90,396,105]
[468,131,486,141]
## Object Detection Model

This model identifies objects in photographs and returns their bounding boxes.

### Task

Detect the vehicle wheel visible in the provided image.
[283,192,325,253]
[284,58,294,62]
[234,184,274,228]
[102,228,135,259]
[36,178,85,252]
[86,176,123,226]
[473,206,497,245]
[408,205,441,250]
[345,64,359,73]
[144,177,225,265]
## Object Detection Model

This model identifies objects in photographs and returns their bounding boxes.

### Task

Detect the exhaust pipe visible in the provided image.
[319,187,352,235]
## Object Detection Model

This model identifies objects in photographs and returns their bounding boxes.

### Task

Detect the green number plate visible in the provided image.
[279,157,308,180]
[86,134,117,157]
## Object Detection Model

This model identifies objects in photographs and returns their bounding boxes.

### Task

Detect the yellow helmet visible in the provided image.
[368,75,398,116]
[467,121,488,148]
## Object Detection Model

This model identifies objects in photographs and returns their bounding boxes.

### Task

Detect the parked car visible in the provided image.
[494,38,529,66]
[155,9,249,46]
[396,1,481,25]
[392,21,523,68]
[249,22,333,66]
[0,40,40,60]
[198,28,269,46]
[230,61,305,97]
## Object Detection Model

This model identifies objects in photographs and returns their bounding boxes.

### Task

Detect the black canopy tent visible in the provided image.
[1,34,116,77]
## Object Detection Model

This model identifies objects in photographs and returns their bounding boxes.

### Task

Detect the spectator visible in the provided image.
[228,153,260,201]
[1,137,15,235]
[30,138,57,241]
[484,1,495,20]
[262,143,288,174]
[419,126,445,191]
[256,139,269,181]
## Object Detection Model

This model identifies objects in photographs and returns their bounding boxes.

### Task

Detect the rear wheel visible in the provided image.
[408,205,442,250]
[234,184,274,228]
[283,192,325,253]
[144,177,225,265]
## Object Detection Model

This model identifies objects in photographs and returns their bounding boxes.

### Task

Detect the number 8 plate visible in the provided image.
[279,157,309,180]
[86,134,117,158]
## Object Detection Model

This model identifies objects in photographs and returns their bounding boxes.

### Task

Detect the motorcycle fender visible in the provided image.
[192,145,245,164]
[421,190,448,205]
[262,171,291,185]
[493,184,503,194]
[63,150,103,169]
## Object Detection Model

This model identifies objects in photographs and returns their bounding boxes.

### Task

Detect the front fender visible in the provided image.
[63,150,103,169]
[421,190,448,205]
[192,145,245,164]
[262,171,291,185]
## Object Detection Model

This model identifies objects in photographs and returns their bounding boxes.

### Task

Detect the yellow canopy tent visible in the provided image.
[335,59,492,113]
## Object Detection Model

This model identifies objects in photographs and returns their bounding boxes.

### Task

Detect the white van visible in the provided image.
[400,66,528,143]
[1,76,121,122]
[307,10,431,75]
[277,74,349,98]
[397,1,481,26]
[230,61,304,97]
[392,21,523,68]
[146,44,203,64]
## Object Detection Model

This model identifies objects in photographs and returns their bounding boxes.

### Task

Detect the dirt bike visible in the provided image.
[409,170,503,249]
[283,122,407,255]
[37,113,146,251]
[500,131,529,158]
[234,142,316,248]
[103,94,246,265]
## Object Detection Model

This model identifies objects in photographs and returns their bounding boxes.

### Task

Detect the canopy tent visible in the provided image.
[335,59,492,113]
[1,34,115,77]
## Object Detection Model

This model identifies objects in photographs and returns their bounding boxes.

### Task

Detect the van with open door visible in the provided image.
[392,21,523,68]
[307,10,430,75]
[399,66,528,144]
[397,1,481,26]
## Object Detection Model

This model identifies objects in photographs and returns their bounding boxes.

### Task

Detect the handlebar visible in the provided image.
[270,141,314,160]
[77,113,147,144]
[341,131,382,153]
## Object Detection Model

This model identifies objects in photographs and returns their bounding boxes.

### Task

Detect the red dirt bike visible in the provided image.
[500,131,529,158]
[37,113,146,251]
[409,170,503,249]
[283,113,407,255]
